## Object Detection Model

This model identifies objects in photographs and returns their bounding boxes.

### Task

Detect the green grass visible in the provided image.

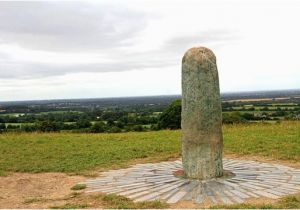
[223,121,300,161]
[51,203,89,209]
[101,194,168,209]
[0,130,181,174]
[71,184,87,190]
[0,121,299,174]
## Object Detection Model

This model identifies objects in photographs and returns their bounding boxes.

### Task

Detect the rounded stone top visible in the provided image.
[182,47,216,64]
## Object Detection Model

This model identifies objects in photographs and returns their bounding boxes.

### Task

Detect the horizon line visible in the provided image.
[1,88,300,103]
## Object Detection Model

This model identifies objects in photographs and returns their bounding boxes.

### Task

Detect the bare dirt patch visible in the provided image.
[0,173,85,208]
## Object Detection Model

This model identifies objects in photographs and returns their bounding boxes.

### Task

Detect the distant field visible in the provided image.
[224,97,294,102]
[0,121,299,175]
[4,122,72,127]
[0,113,25,117]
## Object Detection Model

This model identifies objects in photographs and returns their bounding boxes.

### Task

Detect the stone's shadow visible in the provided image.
[173,169,235,180]
[222,170,236,179]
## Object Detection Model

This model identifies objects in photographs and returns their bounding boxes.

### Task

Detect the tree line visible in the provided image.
[1,99,299,133]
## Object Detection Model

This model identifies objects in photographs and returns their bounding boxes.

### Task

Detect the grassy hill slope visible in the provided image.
[0,121,299,175]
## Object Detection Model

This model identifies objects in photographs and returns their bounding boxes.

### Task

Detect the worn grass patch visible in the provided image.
[48,193,168,209]
[50,203,89,209]
[23,197,44,204]
[102,194,168,209]
[0,121,299,174]
[0,170,8,177]
[71,184,86,191]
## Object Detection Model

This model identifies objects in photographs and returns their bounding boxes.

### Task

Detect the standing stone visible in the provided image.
[181,47,223,179]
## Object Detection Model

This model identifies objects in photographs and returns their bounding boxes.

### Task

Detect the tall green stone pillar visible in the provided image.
[181,47,223,179]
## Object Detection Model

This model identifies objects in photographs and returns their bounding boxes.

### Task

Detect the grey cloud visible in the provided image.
[0,2,238,80]
[0,55,176,80]
[163,30,239,52]
[0,1,147,51]
[0,28,237,79]
[0,52,10,61]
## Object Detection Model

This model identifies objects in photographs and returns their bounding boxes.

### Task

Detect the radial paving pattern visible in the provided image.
[83,159,300,205]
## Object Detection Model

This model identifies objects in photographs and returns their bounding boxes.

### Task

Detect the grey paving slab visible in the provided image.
[274,187,297,194]
[135,192,161,202]
[82,159,300,205]
[183,181,199,194]
[167,191,188,203]
[239,182,265,190]
[243,191,260,198]
[230,189,250,199]
[224,190,244,204]
[266,189,286,196]
[119,186,151,196]
[158,180,189,194]
[184,189,195,201]
[217,191,234,205]
[222,180,240,188]
[281,184,300,190]
[194,184,204,203]
[252,190,280,199]
[161,188,181,200]
[127,190,151,199]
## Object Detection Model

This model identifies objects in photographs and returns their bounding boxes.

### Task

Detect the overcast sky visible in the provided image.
[0,0,300,101]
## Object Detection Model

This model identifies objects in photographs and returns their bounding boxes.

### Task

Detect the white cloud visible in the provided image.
[0,67,180,101]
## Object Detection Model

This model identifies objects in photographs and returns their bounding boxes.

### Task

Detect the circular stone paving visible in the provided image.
[83,159,300,205]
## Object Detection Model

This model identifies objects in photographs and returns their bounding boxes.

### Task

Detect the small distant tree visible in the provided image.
[261,107,269,111]
[132,125,144,132]
[108,126,121,133]
[106,119,115,127]
[123,125,133,132]
[248,107,255,111]
[0,123,6,131]
[62,123,77,130]
[21,124,37,132]
[222,112,247,124]
[36,121,61,132]
[116,121,125,129]
[90,121,106,133]
[6,124,20,130]
[158,100,181,130]
[76,119,92,129]
[150,124,160,131]
[274,110,286,117]
[242,113,255,121]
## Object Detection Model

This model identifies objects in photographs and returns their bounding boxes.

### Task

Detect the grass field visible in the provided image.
[0,121,300,209]
[223,121,300,161]
[0,121,299,175]
[0,130,181,174]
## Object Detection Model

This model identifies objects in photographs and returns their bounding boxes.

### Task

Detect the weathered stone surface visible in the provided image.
[181,47,223,179]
